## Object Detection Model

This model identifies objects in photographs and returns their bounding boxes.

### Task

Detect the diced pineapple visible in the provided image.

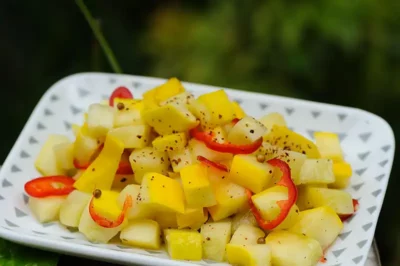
[289,206,343,249]
[177,208,208,230]
[159,91,195,108]
[259,112,287,135]
[197,89,235,126]
[314,132,344,161]
[275,150,307,185]
[143,77,185,104]
[120,219,161,249]
[167,147,193,173]
[230,224,265,246]
[232,210,258,232]
[180,164,216,208]
[53,141,74,171]
[264,125,321,158]
[113,99,144,127]
[137,173,185,214]
[108,125,151,148]
[86,104,115,138]
[129,147,170,184]
[297,186,354,215]
[265,231,322,266]
[152,133,187,152]
[164,229,202,261]
[73,127,99,165]
[29,196,66,223]
[117,184,141,219]
[229,154,274,193]
[188,138,232,162]
[154,212,178,229]
[59,190,91,228]
[227,116,267,145]
[299,159,335,185]
[226,244,272,266]
[143,104,198,135]
[329,161,352,189]
[35,134,70,176]
[232,101,246,119]
[201,219,232,262]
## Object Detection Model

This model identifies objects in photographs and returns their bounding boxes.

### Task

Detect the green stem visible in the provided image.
[76,0,123,73]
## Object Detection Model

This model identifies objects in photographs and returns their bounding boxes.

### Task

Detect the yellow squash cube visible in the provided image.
[35,134,70,176]
[201,219,232,262]
[314,132,344,161]
[226,244,272,266]
[229,154,274,193]
[329,161,352,189]
[108,125,151,148]
[160,91,195,108]
[180,164,216,208]
[177,208,208,230]
[197,89,235,126]
[152,133,187,152]
[143,77,185,104]
[120,219,161,249]
[164,229,202,261]
[232,101,246,119]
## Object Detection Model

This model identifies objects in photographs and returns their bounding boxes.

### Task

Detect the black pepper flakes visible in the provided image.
[137,135,142,139]
[250,129,255,134]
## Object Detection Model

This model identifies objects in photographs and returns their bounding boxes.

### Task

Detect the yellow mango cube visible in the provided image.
[314,132,344,161]
[226,244,272,266]
[164,229,202,261]
[177,208,208,230]
[232,101,246,119]
[197,89,235,126]
[329,161,352,189]
[180,164,216,208]
[144,78,185,104]
[152,133,187,152]
[229,155,274,193]
[91,190,121,220]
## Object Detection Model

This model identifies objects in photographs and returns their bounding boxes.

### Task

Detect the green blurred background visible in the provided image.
[1,0,399,265]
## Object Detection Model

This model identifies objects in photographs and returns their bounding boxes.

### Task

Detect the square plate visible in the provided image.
[0,73,395,266]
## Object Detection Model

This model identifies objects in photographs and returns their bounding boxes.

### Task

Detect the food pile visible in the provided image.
[25,78,358,266]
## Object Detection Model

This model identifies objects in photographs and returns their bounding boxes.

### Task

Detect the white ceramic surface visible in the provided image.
[0,73,395,266]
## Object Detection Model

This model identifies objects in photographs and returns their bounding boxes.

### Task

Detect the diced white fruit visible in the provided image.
[120,219,161,249]
[230,224,265,246]
[59,190,91,228]
[299,159,335,185]
[35,134,70,176]
[113,99,144,128]
[87,104,115,138]
[108,125,151,148]
[117,184,141,219]
[226,244,272,266]
[314,132,344,161]
[73,129,99,165]
[53,141,74,171]
[189,138,232,162]
[168,147,193,173]
[259,112,287,135]
[29,196,66,223]
[200,219,232,262]
[232,210,258,232]
[276,150,307,185]
[228,116,266,145]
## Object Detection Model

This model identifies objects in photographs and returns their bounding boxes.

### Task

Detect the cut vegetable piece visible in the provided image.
[314,132,344,161]
[129,147,170,184]
[29,196,66,223]
[232,101,246,119]
[73,135,124,193]
[35,134,70,176]
[297,186,354,215]
[276,150,307,185]
[299,159,335,185]
[73,127,99,166]
[201,219,232,262]
[59,190,91,228]
[227,116,267,145]
[264,125,321,158]
[24,176,75,198]
[117,184,140,218]
[180,164,216,208]
[120,219,161,249]
[197,89,235,126]
[137,172,185,214]
[259,112,287,135]
[108,125,151,148]
[109,86,133,106]
[189,138,232,162]
[53,141,74,171]
[230,224,265,246]
[143,77,185,104]
[177,208,208,230]
[210,126,228,144]
[154,212,178,229]
[229,154,274,193]
[113,98,144,127]
[164,229,202,261]
[86,104,115,138]
[265,230,322,266]
[152,132,187,152]
[226,244,272,266]
[288,206,343,249]
[159,91,195,108]
[232,210,258,232]
[168,147,193,173]
[330,161,352,189]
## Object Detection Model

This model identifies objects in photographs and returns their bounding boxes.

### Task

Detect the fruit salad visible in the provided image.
[24,78,358,266]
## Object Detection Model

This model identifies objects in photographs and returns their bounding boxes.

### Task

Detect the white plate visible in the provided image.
[0,73,395,266]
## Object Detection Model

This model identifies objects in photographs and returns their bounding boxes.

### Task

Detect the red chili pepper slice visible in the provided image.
[197,156,228,172]
[231,118,240,125]
[189,126,262,154]
[24,176,75,198]
[246,158,298,230]
[89,195,132,228]
[109,86,133,107]
[339,199,359,222]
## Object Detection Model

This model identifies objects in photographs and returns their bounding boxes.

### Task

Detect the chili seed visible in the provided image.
[93,189,102,198]
[117,102,125,110]
[256,154,266,163]
[257,237,265,244]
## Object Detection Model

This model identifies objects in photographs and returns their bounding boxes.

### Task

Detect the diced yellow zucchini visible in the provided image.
[265,231,322,266]
[53,141,74,171]
[259,112,287,135]
[180,164,216,208]
[137,173,185,214]
[35,134,70,176]
[120,219,161,249]
[59,190,91,228]
[164,229,202,261]
[143,78,185,104]
[197,89,235,126]
[228,116,266,145]
[230,224,265,246]
[229,154,274,193]
[314,132,344,161]
[108,125,151,148]
[188,138,232,162]
[329,161,352,189]
[152,133,187,152]
[177,208,208,230]
[264,125,321,158]
[159,91,195,108]
[29,196,66,223]
[129,147,170,184]
[288,206,343,249]
[299,159,335,185]
[232,101,246,119]
[86,104,115,138]
[167,147,193,173]
[232,210,258,232]
[201,219,232,262]
[297,186,354,215]
[117,184,141,219]
[226,244,272,266]
[275,150,307,185]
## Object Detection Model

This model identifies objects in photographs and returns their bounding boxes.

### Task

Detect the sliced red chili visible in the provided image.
[109,86,133,107]
[89,194,132,228]
[231,118,240,125]
[339,199,359,222]
[197,155,228,172]
[24,176,75,198]
[190,126,262,154]
[246,158,298,230]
